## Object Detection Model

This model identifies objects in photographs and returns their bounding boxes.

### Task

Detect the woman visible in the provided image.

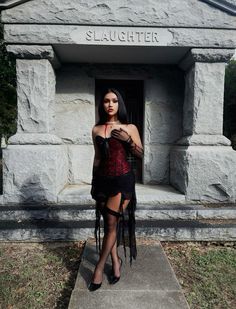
[89,88,143,291]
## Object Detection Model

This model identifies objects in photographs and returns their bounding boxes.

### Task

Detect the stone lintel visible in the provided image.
[179,48,234,71]
[6,44,61,68]
[176,134,231,146]
[8,133,63,145]
[4,25,236,49]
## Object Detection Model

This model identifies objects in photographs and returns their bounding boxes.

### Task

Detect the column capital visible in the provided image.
[8,133,63,145]
[176,134,231,146]
[179,48,234,71]
[6,44,61,68]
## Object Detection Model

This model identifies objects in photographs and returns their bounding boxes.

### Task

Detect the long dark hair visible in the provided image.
[96,88,128,125]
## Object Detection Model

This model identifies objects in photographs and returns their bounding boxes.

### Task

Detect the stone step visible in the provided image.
[57,184,186,205]
[0,203,235,221]
[0,218,235,241]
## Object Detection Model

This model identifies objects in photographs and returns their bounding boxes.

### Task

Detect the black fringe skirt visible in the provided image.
[90,170,137,265]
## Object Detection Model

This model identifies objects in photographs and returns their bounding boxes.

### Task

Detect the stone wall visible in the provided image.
[170,146,236,202]
[3,145,68,203]
[144,69,184,184]
[55,66,95,184]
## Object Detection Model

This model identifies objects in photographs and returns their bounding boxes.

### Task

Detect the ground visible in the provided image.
[0,239,235,309]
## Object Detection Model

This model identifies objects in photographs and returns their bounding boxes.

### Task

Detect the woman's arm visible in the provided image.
[126,124,144,159]
[92,126,101,179]
[111,124,144,159]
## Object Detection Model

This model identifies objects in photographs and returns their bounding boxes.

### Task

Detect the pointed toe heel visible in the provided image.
[88,281,102,291]
[110,275,120,285]
[110,257,123,285]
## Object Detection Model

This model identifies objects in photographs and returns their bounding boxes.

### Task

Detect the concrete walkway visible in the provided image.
[68,240,190,309]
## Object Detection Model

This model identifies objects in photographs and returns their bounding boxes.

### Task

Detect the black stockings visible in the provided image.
[92,195,129,283]
[92,205,121,284]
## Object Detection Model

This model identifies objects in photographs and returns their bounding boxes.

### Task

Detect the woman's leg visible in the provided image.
[91,193,124,284]
[110,198,130,277]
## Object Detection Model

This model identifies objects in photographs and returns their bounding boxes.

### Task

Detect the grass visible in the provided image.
[0,240,235,309]
[0,156,2,194]
[162,241,236,309]
[0,241,85,309]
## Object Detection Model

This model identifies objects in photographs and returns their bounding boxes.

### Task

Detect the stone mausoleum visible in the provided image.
[0,0,236,205]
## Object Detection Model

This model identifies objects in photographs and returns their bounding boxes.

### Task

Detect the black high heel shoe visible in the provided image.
[88,281,102,292]
[109,257,123,285]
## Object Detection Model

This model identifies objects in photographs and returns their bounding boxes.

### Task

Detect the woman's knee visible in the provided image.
[103,210,119,233]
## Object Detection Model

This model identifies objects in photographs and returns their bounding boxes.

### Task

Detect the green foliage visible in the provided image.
[224,60,236,138]
[0,22,17,140]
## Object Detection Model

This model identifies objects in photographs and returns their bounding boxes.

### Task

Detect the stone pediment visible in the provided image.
[1,0,236,28]
[200,0,236,15]
[0,0,29,9]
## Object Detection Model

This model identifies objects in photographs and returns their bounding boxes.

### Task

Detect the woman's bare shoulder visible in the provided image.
[92,124,103,132]
[92,124,104,137]
[127,123,138,132]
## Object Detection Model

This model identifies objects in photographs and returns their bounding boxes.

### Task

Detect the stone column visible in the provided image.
[170,48,236,202]
[2,45,68,203]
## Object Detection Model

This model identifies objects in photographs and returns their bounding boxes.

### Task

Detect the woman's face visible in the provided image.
[103,92,119,117]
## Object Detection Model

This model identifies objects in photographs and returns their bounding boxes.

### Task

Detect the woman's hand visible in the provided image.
[111,126,144,159]
[111,127,131,142]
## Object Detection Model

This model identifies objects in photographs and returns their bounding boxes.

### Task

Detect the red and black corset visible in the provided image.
[95,135,131,177]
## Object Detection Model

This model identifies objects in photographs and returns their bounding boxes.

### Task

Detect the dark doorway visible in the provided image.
[95,79,144,183]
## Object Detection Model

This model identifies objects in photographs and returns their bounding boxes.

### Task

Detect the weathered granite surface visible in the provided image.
[6,44,60,68]
[201,0,236,15]
[67,145,94,185]
[3,25,236,48]
[179,48,235,71]
[58,184,186,205]
[55,67,94,145]
[0,220,235,241]
[176,134,231,146]
[144,145,171,185]
[170,146,236,202]
[2,145,68,203]
[144,75,183,144]
[15,59,56,134]
[8,133,62,145]
[182,62,226,136]
[2,0,236,28]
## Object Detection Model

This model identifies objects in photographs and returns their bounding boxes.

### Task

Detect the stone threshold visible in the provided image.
[57,184,186,205]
